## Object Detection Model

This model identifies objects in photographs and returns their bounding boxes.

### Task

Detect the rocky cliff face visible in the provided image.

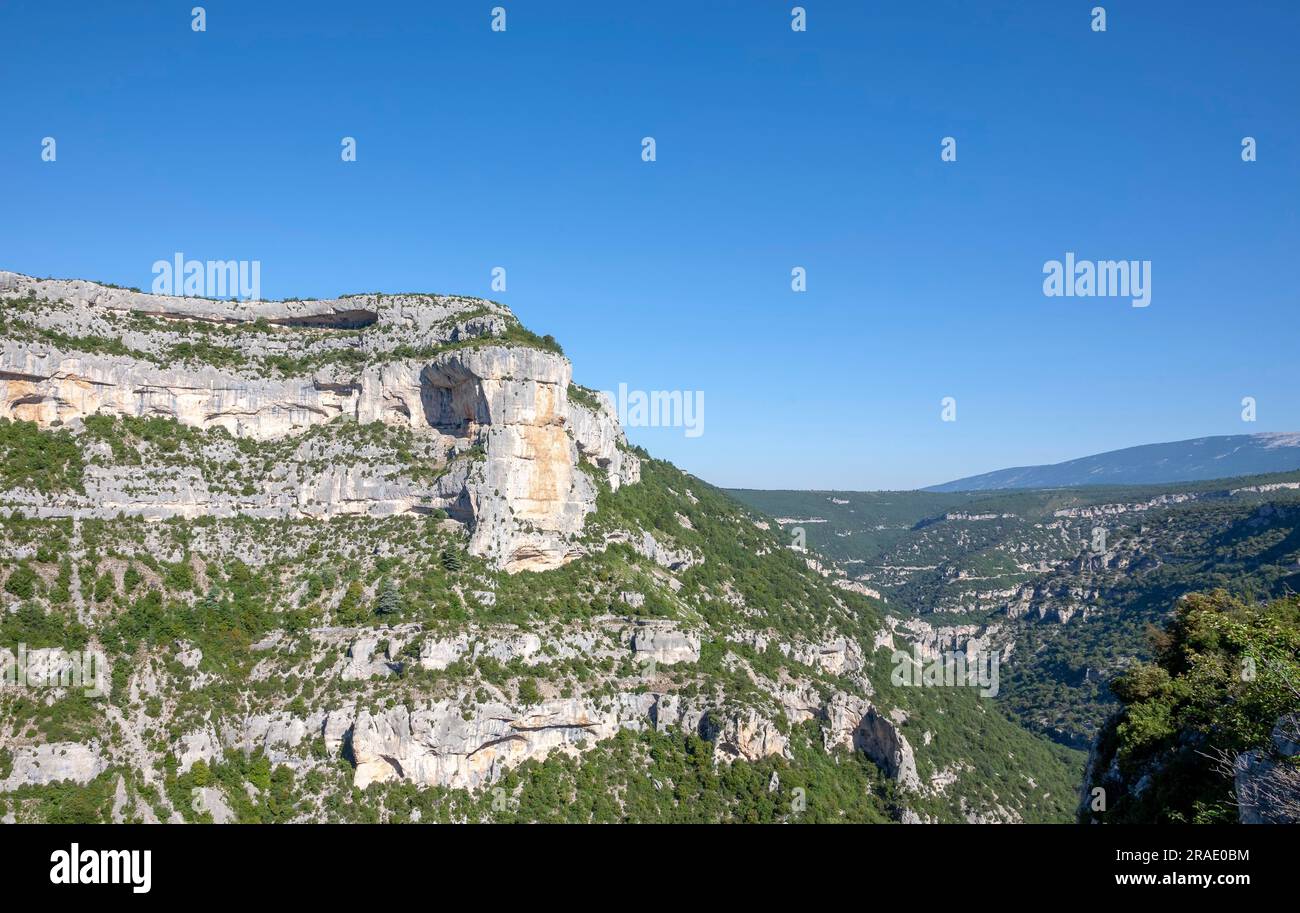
[0,273,1083,824]
[0,271,637,572]
[160,619,915,795]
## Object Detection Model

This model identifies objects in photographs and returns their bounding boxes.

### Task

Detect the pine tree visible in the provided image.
[440,548,463,573]
[375,578,402,617]
[196,586,221,619]
[517,677,541,706]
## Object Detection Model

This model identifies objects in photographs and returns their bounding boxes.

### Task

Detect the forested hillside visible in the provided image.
[731,476,1300,746]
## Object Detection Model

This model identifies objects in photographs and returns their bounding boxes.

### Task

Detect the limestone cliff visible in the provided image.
[0,271,638,572]
[0,272,1082,824]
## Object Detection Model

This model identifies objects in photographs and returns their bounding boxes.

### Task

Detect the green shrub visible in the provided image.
[0,419,84,493]
[1087,590,1300,823]
[4,564,39,599]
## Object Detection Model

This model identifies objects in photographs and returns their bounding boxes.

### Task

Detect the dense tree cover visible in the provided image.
[0,689,102,743]
[588,455,882,645]
[1084,591,1300,823]
[0,418,84,493]
[102,560,273,671]
[367,724,897,824]
[3,563,39,600]
[0,769,118,824]
[0,601,88,652]
[733,477,1300,749]
[165,749,298,824]
[730,472,1300,567]
[335,579,368,625]
[866,651,1085,823]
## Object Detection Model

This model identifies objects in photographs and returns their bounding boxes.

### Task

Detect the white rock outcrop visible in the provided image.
[822,694,921,792]
[0,272,639,572]
[630,623,701,665]
[346,697,646,791]
[0,741,107,790]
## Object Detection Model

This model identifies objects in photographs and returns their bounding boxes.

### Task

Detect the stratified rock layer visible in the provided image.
[0,272,638,571]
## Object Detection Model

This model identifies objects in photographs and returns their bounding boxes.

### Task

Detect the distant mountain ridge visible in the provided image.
[925,432,1300,492]
[727,465,1300,749]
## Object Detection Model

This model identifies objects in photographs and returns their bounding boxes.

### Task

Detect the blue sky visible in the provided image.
[1,1,1296,489]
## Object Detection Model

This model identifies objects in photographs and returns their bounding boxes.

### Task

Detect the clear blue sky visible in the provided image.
[1,1,1296,489]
